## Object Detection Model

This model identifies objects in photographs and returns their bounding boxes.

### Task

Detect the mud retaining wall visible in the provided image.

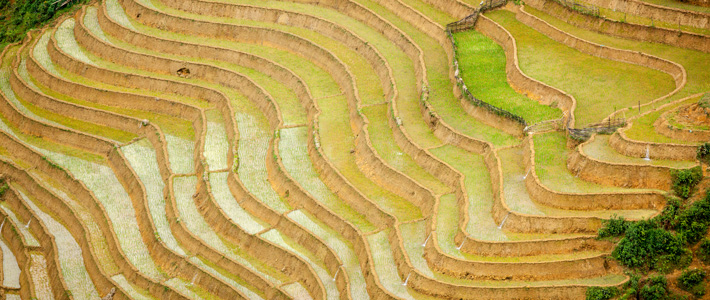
[524,135,666,211]
[568,135,682,190]
[610,126,698,160]
[655,109,710,142]
[2,187,73,300]
[0,131,181,299]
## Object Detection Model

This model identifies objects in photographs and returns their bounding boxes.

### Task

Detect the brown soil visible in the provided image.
[675,103,710,128]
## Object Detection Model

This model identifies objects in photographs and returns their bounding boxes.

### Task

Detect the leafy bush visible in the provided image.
[698,143,710,165]
[612,220,685,271]
[671,167,703,199]
[654,197,683,230]
[0,0,86,46]
[698,239,710,264]
[640,276,670,300]
[675,193,710,245]
[598,214,629,238]
[586,286,619,300]
[678,269,706,290]
[0,183,7,197]
[678,269,706,298]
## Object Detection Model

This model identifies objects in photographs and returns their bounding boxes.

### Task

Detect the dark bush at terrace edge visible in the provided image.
[674,191,710,245]
[585,286,619,300]
[598,214,629,238]
[612,219,686,272]
[677,269,706,298]
[671,167,703,199]
[698,239,710,264]
[698,142,710,165]
[0,183,7,198]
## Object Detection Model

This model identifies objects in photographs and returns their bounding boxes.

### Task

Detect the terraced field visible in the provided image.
[0,0,707,298]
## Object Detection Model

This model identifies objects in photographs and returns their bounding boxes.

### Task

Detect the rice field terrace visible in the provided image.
[1,0,710,298]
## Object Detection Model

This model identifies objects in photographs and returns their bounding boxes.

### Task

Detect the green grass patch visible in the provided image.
[486,9,675,127]
[453,30,561,123]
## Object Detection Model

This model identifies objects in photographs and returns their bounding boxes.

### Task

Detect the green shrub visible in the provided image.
[586,286,619,300]
[678,269,706,290]
[678,269,706,298]
[698,239,710,264]
[0,183,7,197]
[640,276,672,300]
[698,143,710,165]
[654,197,683,230]
[613,220,685,271]
[619,273,641,300]
[0,0,86,45]
[598,214,629,238]
[675,193,710,245]
[671,167,703,199]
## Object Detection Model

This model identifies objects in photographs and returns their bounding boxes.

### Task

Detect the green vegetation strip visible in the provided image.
[485,9,675,127]
[453,29,560,123]
[533,132,660,215]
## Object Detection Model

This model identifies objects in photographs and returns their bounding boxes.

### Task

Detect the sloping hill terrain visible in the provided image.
[0,0,708,299]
